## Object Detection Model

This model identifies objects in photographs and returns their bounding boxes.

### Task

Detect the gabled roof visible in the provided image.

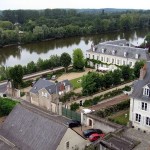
[87,39,150,61]
[45,79,72,94]
[130,61,150,101]
[0,104,69,150]
[30,78,72,94]
[30,78,54,94]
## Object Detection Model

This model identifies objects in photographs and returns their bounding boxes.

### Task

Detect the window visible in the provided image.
[101,57,103,61]
[124,52,127,57]
[123,61,125,65]
[97,56,99,60]
[112,50,115,55]
[102,49,104,53]
[117,59,119,65]
[141,102,147,111]
[66,141,69,149]
[107,58,109,62]
[89,54,90,58]
[93,55,94,59]
[135,114,141,122]
[143,88,150,97]
[146,117,150,126]
[135,54,139,59]
[112,59,114,63]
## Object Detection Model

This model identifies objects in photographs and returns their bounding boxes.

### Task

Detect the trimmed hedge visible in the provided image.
[95,99,130,118]
[83,88,123,107]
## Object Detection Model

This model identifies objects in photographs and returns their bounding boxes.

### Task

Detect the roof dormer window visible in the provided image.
[124,52,127,57]
[112,50,116,55]
[143,84,150,97]
[135,54,139,59]
[102,48,105,53]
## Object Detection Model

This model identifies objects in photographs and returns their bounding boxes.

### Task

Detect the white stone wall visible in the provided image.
[57,128,88,150]
[82,114,117,133]
[86,51,136,71]
[130,98,150,132]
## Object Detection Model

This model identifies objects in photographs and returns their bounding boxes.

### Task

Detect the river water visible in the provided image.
[0,28,149,67]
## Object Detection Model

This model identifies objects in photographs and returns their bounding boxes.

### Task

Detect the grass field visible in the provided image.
[70,77,82,89]
[109,110,129,126]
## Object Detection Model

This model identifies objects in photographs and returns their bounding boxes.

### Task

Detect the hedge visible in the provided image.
[95,99,130,118]
[0,98,17,116]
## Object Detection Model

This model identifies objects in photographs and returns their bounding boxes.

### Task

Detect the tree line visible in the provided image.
[0,48,85,88]
[82,60,144,95]
[0,9,150,46]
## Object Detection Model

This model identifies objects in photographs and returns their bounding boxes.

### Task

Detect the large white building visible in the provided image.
[129,62,150,132]
[86,39,150,71]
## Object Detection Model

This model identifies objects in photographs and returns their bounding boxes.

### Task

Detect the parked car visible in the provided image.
[88,133,105,142]
[66,120,81,128]
[83,129,103,138]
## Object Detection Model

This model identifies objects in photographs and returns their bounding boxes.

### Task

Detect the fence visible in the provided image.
[62,107,81,121]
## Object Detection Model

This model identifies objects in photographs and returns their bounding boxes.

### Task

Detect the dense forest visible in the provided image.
[0,9,150,47]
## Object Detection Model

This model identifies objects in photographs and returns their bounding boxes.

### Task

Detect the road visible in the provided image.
[0,66,70,87]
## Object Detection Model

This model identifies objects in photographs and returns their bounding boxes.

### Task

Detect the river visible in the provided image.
[0,28,149,67]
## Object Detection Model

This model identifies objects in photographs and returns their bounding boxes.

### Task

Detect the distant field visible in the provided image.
[70,77,82,89]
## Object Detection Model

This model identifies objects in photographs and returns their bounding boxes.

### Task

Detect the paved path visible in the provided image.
[89,94,129,111]
[66,81,133,108]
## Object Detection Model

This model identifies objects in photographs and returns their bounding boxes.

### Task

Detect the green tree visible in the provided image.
[27,61,37,73]
[60,52,71,72]
[9,65,24,88]
[103,72,113,88]
[133,60,145,78]
[121,65,133,81]
[70,102,80,111]
[73,48,84,70]
[112,69,122,85]
[145,33,150,45]
[82,72,102,95]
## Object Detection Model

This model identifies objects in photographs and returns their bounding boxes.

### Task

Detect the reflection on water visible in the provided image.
[0,28,149,67]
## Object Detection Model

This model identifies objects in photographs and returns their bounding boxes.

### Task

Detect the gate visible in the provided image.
[62,107,81,121]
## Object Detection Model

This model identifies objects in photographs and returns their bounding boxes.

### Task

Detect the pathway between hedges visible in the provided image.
[88,94,129,111]
[66,81,133,108]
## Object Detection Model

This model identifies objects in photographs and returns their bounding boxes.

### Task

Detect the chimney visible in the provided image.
[139,64,147,80]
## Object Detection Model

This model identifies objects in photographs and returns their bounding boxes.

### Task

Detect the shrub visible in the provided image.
[70,102,80,111]
[0,98,17,116]
[95,99,130,118]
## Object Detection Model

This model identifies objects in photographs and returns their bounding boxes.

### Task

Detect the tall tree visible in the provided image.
[133,60,145,78]
[73,48,84,70]
[9,65,23,88]
[121,65,133,81]
[60,52,71,72]
[82,72,102,95]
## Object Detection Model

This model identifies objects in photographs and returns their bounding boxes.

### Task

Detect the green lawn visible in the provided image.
[109,110,129,126]
[70,77,82,89]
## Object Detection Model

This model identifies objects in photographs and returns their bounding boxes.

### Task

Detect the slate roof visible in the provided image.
[0,139,17,150]
[130,61,150,101]
[0,104,68,150]
[87,39,150,61]
[30,78,71,94]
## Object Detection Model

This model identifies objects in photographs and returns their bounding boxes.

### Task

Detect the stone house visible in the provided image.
[86,39,150,71]
[0,103,88,150]
[27,78,72,113]
[129,61,150,132]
